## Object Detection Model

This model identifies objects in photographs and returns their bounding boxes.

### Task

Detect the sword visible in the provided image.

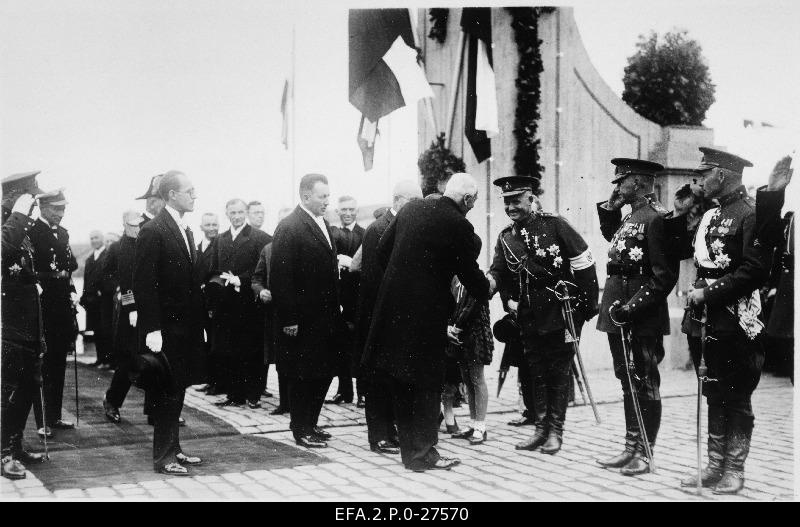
[610,301,655,473]
[571,359,588,406]
[551,280,601,424]
[694,302,716,494]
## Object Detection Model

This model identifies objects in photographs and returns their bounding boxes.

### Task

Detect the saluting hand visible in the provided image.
[606,188,625,211]
[767,155,793,192]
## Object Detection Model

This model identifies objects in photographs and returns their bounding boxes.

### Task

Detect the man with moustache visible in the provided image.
[29,189,79,438]
[271,174,343,448]
[133,170,205,476]
[210,199,271,408]
[357,180,421,455]
[327,196,365,406]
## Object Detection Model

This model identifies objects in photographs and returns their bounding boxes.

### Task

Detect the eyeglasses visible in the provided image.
[175,188,197,198]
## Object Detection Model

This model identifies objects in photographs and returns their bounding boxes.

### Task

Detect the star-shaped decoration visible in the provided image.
[49,261,58,270]
[547,244,560,256]
[616,240,627,252]
[628,246,644,262]
[710,239,724,252]
[8,263,22,276]
[715,253,731,269]
[553,256,563,267]
[536,248,546,257]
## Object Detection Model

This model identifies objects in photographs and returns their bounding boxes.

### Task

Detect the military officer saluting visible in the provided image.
[595,158,678,476]
[677,148,769,495]
[29,189,79,437]
[488,176,599,455]
[2,171,47,480]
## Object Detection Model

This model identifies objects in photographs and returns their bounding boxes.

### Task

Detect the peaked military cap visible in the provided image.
[38,188,68,206]
[610,158,664,183]
[493,175,538,197]
[695,147,753,174]
[2,171,42,195]
[136,174,164,200]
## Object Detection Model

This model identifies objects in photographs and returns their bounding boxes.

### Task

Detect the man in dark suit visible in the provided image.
[356,180,421,455]
[327,196,365,406]
[194,212,219,394]
[210,199,272,408]
[79,231,104,345]
[29,190,79,437]
[133,170,205,476]
[271,173,342,448]
[363,173,490,472]
[101,210,142,423]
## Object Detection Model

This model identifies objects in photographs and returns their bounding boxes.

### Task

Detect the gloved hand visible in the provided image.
[507,299,519,316]
[337,254,353,270]
[446,325,463,346]
[11,194,36,216]
[129,311,138,328]
[145,330,163,353]
[258,289,272,304]
[609,301,632,325]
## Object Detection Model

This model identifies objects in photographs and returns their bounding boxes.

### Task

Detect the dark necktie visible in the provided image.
[185,227,196,262]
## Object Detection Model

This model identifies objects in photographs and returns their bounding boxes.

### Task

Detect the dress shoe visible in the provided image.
[247,399,262,409]
[15,449,45,464]
[270,406,289,415]
[540,431,563,455]
[597,449,636,468]
[176,452,203,466]
[36,427,53,439]
[507,415,535,427]
[451,427,474,439]
[370,440,400,454]
[214,398,242,407]
[619,455,650,476]
[712,471,745,495]
[52,419,75,430]
[1,456,26,480]
[295,435,327,448]
[313,427,332,440]
[356,396,365,408]
[157,462,190,476]
[411,457,461,472]
[468,431,487,446]
[325,394,353,405]
[178,416,186,427]
[103,397,121,424]
[262,390,273,398]
[515,429,548,451]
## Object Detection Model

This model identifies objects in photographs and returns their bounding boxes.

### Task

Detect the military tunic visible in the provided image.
[29,219,78,426]
[1,207,42,457]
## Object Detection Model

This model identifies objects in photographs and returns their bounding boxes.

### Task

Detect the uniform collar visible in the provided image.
[717,185,748,207]
[630,194,654,212]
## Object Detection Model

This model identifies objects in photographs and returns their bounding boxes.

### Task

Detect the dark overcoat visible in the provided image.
[363,197,490,390]
[270,206,343,380]
[331,223,365,323]
[1,208,40,344]
[755,187,793,339]
[80,248,107,332]
[132,208,205,388]
[355,210,394,361]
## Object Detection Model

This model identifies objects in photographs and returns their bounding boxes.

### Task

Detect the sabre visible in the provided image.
[571,359,588,406]
[610,301,655,473]
[693,302,716,495]
[551,280,601,424]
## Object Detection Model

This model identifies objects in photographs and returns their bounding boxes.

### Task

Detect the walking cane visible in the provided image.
[610,301,655,473]
[38,385,50,461]
[71,310,80,427]
[551,280,601,424]
[571,359,588,406]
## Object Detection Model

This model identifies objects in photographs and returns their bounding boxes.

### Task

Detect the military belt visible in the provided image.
[35,271,70,280]
[695,267,727,279]
[606,262,649,277]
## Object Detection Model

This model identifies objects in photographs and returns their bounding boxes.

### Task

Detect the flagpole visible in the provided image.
[446,31,466,149]
[291,22,297,202]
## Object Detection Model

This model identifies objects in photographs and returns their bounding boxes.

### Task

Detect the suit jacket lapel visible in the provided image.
[161,210,192,263]
[298,207,333,253]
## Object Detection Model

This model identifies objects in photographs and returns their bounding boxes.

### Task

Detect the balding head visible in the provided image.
[444,173,479,215]
[122,210,142,239]
[392,179,423,213]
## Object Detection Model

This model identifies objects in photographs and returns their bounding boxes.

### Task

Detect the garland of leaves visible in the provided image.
[506,6,555,195]
[427,8,449,44]
[418,133,466,197]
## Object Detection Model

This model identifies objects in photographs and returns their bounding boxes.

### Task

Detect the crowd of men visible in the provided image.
[1,149,793,495]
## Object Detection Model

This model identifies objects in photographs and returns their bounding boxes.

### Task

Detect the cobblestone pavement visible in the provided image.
[1,355,793,501]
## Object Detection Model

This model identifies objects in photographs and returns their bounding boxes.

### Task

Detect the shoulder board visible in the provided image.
[743,195,756,208]
[648,200,669,215]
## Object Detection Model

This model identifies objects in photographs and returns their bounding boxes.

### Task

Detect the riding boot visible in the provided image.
[681,404,727,487]
[540,372,569,455]
[515,379,548,450]
[597,393,638,468]
[620,399,661,476]
[713,411,753,495]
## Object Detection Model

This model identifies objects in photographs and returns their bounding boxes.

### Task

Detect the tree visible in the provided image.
[622,30,715,126]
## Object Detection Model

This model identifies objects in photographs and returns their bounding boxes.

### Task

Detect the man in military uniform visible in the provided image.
[137,174,165,225]
[594,158,678,476]
[677,148,770,495]
[2,171,46,480]
[29,189,79,437]
[488,176,599,455]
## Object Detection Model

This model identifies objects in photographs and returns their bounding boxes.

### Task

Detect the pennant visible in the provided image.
[357,115,379,171]
[461,8,497,163]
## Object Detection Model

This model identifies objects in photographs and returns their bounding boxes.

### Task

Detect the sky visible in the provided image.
[1,0,798,240]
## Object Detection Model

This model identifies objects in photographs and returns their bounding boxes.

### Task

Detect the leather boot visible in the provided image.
[620,400,661,476]
[515,380,548,450]
[713,412,753,495]
[681,404,727,487]
[540,372,569,455]
[597,393,638,468]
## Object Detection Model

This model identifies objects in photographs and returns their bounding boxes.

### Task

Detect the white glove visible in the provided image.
[507,299,519,316]
[145,330,162,353]
[129,311,138,328]
[337,254,353,269]
[220,271,241,290]
[259,289,272,303]
[11,194,36,216]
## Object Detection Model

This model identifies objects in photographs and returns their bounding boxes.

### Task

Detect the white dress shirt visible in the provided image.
[165,204,191,255]
[230,223,245,242]
[93,246,105,261]
[300,204,331,248]
[200,237,212,253]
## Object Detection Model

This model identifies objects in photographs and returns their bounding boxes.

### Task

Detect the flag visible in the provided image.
[461,7,498,164]
[280,79,289,150]
[349,9,433,170]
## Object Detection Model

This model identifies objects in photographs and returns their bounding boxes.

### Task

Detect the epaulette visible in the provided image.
[743,195,756,209]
